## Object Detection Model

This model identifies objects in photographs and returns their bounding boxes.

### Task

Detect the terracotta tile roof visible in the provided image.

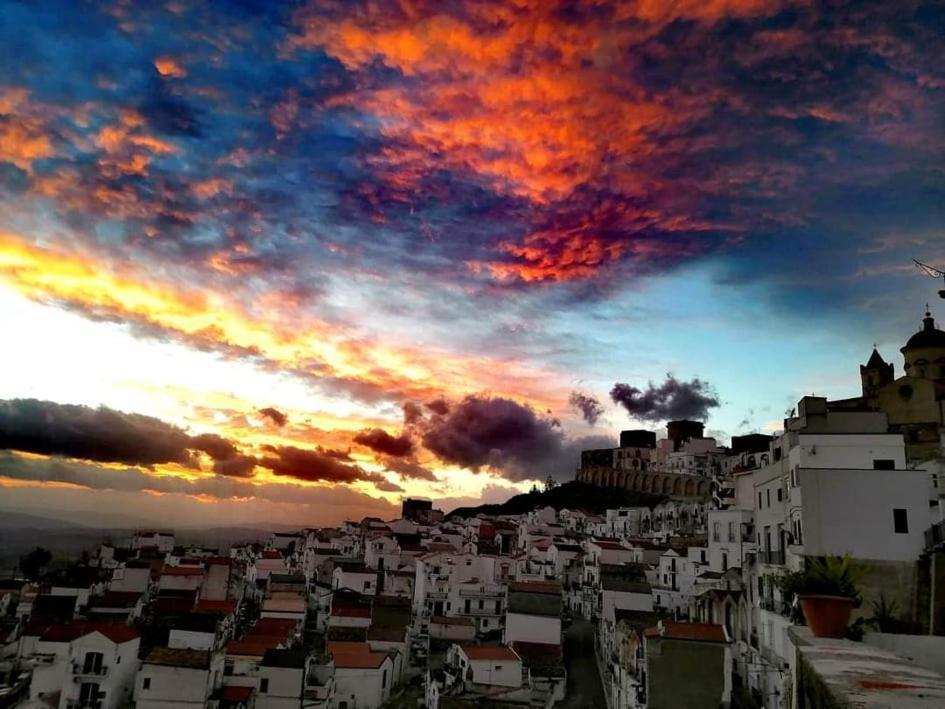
[194,599,238,615]
[331,605,371,618]
[645,622,728,643]
[261,551,283,559]
[145,647,212,669]
[328,641,371,655]
[328,641,389,669]
[227,638,278,657]
[222,685,254,701]
[508,581,560,595]
[161,565,205,576]
[367,625,405,642]
[510,641,561,661]
[592,540,629,550]
[37,621,139,644]
[460,645,519,661]
[90,591,142,609]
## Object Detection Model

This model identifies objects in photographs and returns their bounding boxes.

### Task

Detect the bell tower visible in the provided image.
[860,347,894,405]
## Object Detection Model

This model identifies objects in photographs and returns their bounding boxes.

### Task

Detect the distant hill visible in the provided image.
[446,480,666,520]
[0,510,92,530]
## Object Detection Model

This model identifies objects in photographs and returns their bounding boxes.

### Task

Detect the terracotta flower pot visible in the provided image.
[799,594,855,638]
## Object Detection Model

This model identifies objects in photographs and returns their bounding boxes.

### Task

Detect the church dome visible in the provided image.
[901,312,945,351]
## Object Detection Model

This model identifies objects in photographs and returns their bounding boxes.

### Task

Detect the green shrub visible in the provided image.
[774,556,862,604]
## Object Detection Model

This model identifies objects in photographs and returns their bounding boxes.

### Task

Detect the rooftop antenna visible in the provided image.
[913,259,945,299]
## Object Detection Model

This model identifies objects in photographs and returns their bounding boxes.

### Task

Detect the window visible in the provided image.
[728,521,735,543]
[893,509,909,534]
[873,459,895,470]
[777,488,783,502]
[260,678,269,693]
[495,665,503,670]
[758,492,763,509]
[382,670,388,688]
[82,651,104,674]
[142,678,151,690]
[766,489,771,507]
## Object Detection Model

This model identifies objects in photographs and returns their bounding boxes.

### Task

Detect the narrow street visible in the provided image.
[561,618,608,708]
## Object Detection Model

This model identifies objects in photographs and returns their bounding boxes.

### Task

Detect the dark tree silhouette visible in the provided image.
[19,547,52,580]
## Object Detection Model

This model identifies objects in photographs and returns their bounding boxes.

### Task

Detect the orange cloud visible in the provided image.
[0,88,54,172]
[0,233,563,411]
[154,56,187,78]
[287,1,783,282]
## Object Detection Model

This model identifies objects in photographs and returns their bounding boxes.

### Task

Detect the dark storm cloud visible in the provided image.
[353,428,414,457]
[259,407,288,426]
[424,398,451,416]
[419,394,612,482]
[610,376,721,423]
[569,391,605,426]
[402,402,424,425]
[259,443,399,490]
[0,399,255,476]
[381,457,438,482]
[0,451,398,512]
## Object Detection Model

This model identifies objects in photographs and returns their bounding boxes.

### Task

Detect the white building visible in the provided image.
[135,647,225,709]
[329,643,395,709]
[450,644,522,688]
[22,622,140,709]
[256,648,310,709]
[504,581,562,646]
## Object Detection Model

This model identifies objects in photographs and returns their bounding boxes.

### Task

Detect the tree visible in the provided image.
[19,547,52,581]
[544,475,558,492]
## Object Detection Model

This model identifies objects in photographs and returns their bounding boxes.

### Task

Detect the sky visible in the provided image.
[1,0,944,528]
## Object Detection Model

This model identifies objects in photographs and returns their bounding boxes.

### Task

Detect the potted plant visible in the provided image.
[776,556,861,638]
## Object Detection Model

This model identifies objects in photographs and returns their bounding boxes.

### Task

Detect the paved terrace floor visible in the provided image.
[792,627,945,708]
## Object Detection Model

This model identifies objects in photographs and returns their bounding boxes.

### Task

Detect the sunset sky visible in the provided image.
[1,0,943,527]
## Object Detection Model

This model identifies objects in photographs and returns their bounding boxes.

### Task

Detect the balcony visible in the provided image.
[458,585,504,597]
[73,663,108,677]
[759,549,785,565]
[458,606,502,617]
[926,519,945,550]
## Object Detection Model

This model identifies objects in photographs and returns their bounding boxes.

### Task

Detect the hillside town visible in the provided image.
[0,310,944,709]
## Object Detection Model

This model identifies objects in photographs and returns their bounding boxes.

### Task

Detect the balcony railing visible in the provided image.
[926,520,945,550]
[458,606,502,617]
[73,664,108,677]
[458,585,504,597]
[759,549,785,565]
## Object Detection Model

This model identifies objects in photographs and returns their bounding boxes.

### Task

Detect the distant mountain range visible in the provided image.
[446,480,666,520]
[0,507,291,570]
